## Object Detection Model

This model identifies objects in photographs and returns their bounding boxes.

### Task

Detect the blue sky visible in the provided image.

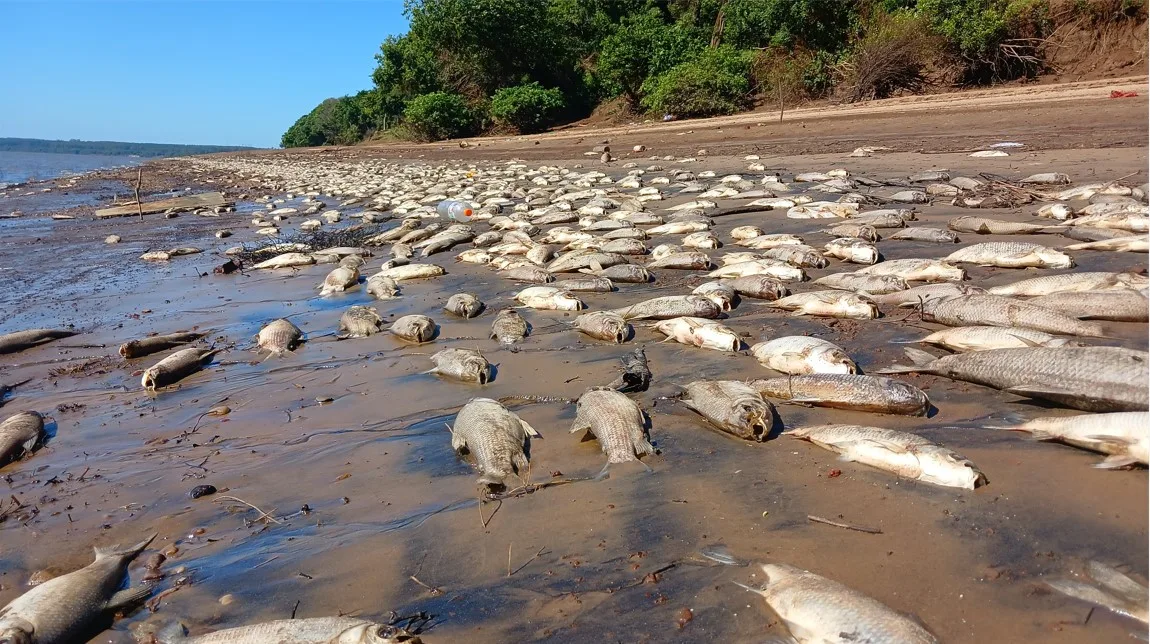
[0,1,408,148]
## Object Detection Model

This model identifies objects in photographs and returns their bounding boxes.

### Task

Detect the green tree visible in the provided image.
[490,82,566,132]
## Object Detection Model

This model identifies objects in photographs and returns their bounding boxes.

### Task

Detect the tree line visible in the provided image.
[282,0,1146,147]
[0,138,258,157]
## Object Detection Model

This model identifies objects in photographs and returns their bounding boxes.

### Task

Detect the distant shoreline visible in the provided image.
[0,136,261,158]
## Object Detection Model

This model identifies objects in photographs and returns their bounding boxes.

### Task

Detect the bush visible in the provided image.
[402,92,477,141]
[837,10,943,102]
[640,46,754,118]
[918,0,1051,83]
[489,82,566,133]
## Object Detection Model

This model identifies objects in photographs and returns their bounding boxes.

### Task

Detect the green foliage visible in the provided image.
[598,10,706,105]
[402,92,478,141]
[281,90,389,148]
[489,83,566,133]
[641,46,754,117]
[723,0,860,51]
[838,9,943,101]
[917,0,1051,82]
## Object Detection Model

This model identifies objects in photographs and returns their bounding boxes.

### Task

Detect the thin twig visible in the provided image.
[214,495,283,524]
[807,514,883,534]
[510,546,548,577]
[507,543,513,577]
[134,167,144,221]
[409,575,443,596]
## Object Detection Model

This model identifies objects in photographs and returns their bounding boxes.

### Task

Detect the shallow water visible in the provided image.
[0,149,1146,643]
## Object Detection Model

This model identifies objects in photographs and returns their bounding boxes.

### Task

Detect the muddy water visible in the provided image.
[0,149,1146,643]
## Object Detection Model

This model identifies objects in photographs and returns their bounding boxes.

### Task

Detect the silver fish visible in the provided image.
[339,306,384,338]
[946,241,1074,269]
[553,277,614,293]
[570,388,654,473]
[908,325,1076,352]
[0,411,44,468]
[503,265,554,283]
[771,291,878,319]
[993,411,1148,468]
[751,374,931,415]
[141,347,219,391]
[856,258,965,282]
[0,329,76,355]
[612,295,721,320]
[389,315,436,343]
[366,274,400,299]
[646,252,712,270]
[118,331,205,359]
[681,380,776,442]
[723,276,788,300]
[948,216,1062,235]
[579,263,651,283]
[870,283,985,307]
[987,271,1147,296]
[1028,289,1148,322]
[0,535,156,644]
[888,227,960,243]
[813,272,908,295]
[1047,561,1148,624]
[750,337,857,375]
[788,424,987,489]
[573,312,630,344]
[738,562,939,644]
[426,348,491,384]
[922,294,1105,336]
[880,346,1149,412]
[255,319,303,355]
[444,293,484,318]
[451,398,540,488]
[156,618,421,644]
[318,265,360,295]
[490,309,529,344]
[548,251,628,273]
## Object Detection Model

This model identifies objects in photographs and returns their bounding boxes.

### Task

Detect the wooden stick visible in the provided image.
[510,546,548,577]
[214,495,283,524]
[807,514,883,534]
[134,167,144,221]
[507,543,513,577]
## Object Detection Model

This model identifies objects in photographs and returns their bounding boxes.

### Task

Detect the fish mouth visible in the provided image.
[614,330,627,344]
[476,369,489,385]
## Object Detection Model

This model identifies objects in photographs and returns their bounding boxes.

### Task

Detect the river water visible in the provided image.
[0,150,141,186]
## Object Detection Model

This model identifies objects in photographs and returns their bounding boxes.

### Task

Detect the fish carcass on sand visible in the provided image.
[451,398,540,488]
[869,283,984,307]
[118,331,205,359]
[389,315,436,343]
[770,291,879,320]
[0,535,156,644]
[0,329,77,355]
[570,388,654,475]
[880,346,1149,412]
[750,375,931,416]
[490,309,529,344]
[923,294,1105,336]
[0,411,44,468]
[655,317,742,352]
[945,242,1073,269]
[1046,561,1149,625]
[141,347,219,391]
[155,618,422,644]
[1028,289,1149,322]
[255,319,303,355]
[908,326,1076,352]
[993,411,1148,468]
[514,286,583,311]
[750,337,857,375]
[787,425,987,489]
[987,271,1147,296]
[681,380,776,442]
[738,562,939,643]
[612,295,721,321]
[444,293,484,318]
[426,348,491,384]
[572,311,630,344]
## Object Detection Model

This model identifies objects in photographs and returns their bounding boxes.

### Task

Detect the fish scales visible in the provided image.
[571,389,653,464]
[452,398,538,486]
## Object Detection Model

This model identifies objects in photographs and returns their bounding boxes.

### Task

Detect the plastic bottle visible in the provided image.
[436,200,473,221]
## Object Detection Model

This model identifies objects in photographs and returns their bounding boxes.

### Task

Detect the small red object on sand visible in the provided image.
[1110,90,1139,98]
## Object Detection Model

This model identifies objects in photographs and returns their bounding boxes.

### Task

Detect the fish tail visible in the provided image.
[594,461,612,481]
[94,533,157,561]
[875,347,937,374]
[155,621,189,643]
[731,580,767,597]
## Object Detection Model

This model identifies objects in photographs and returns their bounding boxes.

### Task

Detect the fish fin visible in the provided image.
[1046,579,1126,612]
[94,533,157,561]
[594,461,612,481]
[1086,561,1149,603]
[20,434,40,453]
[731,580,768,597]
[155,622,189,643]
[1095,454,1140,470]
[105,584,154,611]
[788,310,807,317]
[589,260,604,273]
[519,419,542,439]
[1008,334,1045,348]
[976,224,992,234]
[875,347,937,374]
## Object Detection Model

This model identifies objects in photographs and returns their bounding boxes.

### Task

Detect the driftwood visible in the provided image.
[94,192,230,219]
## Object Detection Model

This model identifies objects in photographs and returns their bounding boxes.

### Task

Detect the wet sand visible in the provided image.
[0,142,1147,643]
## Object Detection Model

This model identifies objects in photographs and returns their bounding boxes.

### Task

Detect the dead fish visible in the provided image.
[318,265,360,295]
[456,249,494,264]
[946,242,1074,269]
[374,263,445,281]
[1068,212,1149,233]
[0,535,156,644]
[526,243,558,264]
[444,293,484,318]
[823,238,879,264]
[1029,290,1148,322]
[655,317,742,352]
[708,259,805,282]
[1046,561,1148,625]
[548,251,627,273]
[389,315,436,343]
[856,258,966,282]
[880,346,1148,412]
[338,254,366,269]
[922,294,1105,336]
[751,374,931,416]
[908,326,1077,352]
[888,227,960,243]
[787,425,987,489]
[681,380,776,442]
[771,291,878,320]
[426,348,490,384]
[737,562,939,643]
[366,274,400,300]
[490,309,529,344]
[142,347,219,391]
[813,272,908,295]
[722,276,788,300]
[1020,172,1070,185]
[870,283,985,307]
[580,262,651,283]
[993,412,1148,468]
[570,388,654,474]
[399,224,440,244]
[450,397,540,488]
[251,252,315,270]
[647,252,712,270]
[1064,235,1149,252]
[692,282,736,311]
[849,212,910,229]
[612,295,721,320]
[573,311,630,344]
[255,319,303,355]
[606,347,651,392]
[731,226,764,240]
[0,329,77,355]
[503,265,554,283]
[760,246,830,269]
[553,277,614,293]
[118,331,204,359]
[155,618,421,644]
[987,271,1147,296]
[0,411,44,468]
[514,286,582,311]
[391,243,414,260]
[682,231,721,249]
[598,238,647,255]
[948,216,1063,235]
[338,306,384,338]
[740,233,806,249]
[750,337,857,375]
[821,223,879,241]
